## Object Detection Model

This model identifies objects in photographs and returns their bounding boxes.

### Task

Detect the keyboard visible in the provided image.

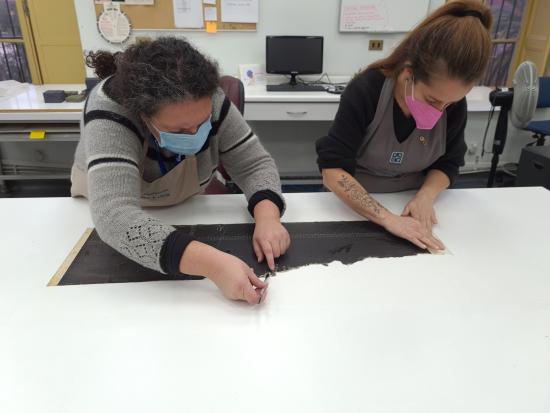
[267,83,326,92]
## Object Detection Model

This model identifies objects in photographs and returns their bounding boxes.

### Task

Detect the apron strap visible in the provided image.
[357,77,396,159]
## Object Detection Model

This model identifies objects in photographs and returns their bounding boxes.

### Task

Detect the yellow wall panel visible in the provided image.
[26,0,85,83]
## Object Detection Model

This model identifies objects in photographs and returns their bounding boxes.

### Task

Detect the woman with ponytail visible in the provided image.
[316,0,492,251]
[72,37,290,304]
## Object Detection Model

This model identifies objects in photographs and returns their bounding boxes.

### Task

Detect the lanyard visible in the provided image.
[151,136,182,175]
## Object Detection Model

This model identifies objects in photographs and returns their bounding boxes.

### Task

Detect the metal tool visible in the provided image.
[259,269,274,304]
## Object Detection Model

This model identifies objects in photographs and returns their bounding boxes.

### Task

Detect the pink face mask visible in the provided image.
[405,78,443,130]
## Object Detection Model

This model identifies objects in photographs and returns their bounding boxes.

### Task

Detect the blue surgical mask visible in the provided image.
[150,116,212,156]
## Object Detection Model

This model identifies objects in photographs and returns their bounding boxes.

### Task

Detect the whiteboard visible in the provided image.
[339,0,430,32]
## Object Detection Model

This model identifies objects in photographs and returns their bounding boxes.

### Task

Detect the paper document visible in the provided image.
[0,80,29,98]
[95,0,154,4]
[173,0,204,28]
[204,6,217,21]
[221,0,258,23]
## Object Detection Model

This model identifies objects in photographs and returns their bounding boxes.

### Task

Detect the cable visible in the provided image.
[297,73,330,85]
[296,73,348,87]
[481,105,495,157]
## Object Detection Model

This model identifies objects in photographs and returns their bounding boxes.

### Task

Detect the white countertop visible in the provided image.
[241,85,496,111]
[0,83,86,111]
[1,188,549,413]
[0,83,496,123]
[244,85,343,103]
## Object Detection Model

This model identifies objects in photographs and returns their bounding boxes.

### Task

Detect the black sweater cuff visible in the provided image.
[317,158,356,176]
[426,164,459,186]
[159,230,195,275]
[247,190,285,217]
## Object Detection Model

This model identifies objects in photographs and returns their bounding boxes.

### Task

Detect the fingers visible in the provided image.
[431,211,438,225]
[279,239,285,257]
[260,241,275,271]
[410,220,444,251]
[277,230,291,257]
[423,218,433,232]
[402,220,433,250]
[431,235,445,251]
[253,239,264,263]
[402,205,410,216]
[258,286,269,303]
[419,234,444,251]
[391,215,442,251]
[248,271,267,289]
[409,236,427,249]
[271,240,281,260]
[243,282,262,305]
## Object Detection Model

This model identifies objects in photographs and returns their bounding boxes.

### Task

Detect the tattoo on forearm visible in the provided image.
[336,175,387,216]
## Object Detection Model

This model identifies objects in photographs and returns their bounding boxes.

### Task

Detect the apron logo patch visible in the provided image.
[389,151,404,164]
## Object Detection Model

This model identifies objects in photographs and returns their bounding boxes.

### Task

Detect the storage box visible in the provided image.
[516,145,550,190]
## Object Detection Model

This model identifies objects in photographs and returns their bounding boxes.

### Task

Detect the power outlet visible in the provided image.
[369,40,384,51]
[467,143,478,155]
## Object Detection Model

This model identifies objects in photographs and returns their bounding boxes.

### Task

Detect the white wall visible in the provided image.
[74,0,444,77]
[74,0,548,175]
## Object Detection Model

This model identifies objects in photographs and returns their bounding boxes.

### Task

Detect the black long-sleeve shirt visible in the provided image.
[316,69,467,185]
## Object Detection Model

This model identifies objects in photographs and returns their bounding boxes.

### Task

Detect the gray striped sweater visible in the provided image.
[72,78,284,275]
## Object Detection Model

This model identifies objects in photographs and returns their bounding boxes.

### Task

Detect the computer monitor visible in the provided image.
[266,36,325,92]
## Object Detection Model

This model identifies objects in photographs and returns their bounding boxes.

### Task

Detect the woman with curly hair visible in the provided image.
[72,37,289,304]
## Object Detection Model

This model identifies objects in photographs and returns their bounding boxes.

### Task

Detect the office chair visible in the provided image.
[523,76,550,146]
[204,75,244,194]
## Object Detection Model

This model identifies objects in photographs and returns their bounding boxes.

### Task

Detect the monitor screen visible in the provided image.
[266,36,323,75]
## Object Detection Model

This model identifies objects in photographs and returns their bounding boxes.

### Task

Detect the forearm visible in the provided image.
[88,168,176,273]
[322,168,392,226]
[418,169,450,201]
[178,241,225,278]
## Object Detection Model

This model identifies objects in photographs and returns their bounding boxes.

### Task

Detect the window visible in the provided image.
[0,0,32,83]
[482,0,528,86]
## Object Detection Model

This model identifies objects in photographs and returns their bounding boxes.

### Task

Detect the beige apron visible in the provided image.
[71,137,201,207]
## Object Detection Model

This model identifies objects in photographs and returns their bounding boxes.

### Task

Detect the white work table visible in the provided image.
[1,188,549,413]
[0,83,86,122]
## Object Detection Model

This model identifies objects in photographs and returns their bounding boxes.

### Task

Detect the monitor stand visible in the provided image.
[267,73,325,92]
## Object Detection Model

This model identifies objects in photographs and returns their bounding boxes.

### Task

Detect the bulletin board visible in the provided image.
[339,0,429,32]
[94,1,257,31]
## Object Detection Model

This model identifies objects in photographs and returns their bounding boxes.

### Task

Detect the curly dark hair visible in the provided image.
[85,37,220,117]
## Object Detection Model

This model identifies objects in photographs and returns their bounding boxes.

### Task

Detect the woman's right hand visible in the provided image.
[207,252,267,304]
[179,241,267,304]
[382,213,445,251]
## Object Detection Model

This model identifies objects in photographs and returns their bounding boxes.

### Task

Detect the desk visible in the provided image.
[0,83,494,122]
[1,188,549,412]
[244,85,494,121]
[243,86,495,179]
[0,84,495,185]
[0,84,85,185]
[0,83,85,122]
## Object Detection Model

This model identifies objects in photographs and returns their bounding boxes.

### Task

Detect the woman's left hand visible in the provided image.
[402,192,438,232]
[252,200,291,271]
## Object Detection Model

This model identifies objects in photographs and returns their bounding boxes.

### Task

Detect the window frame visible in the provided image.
[0,0,41,83]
